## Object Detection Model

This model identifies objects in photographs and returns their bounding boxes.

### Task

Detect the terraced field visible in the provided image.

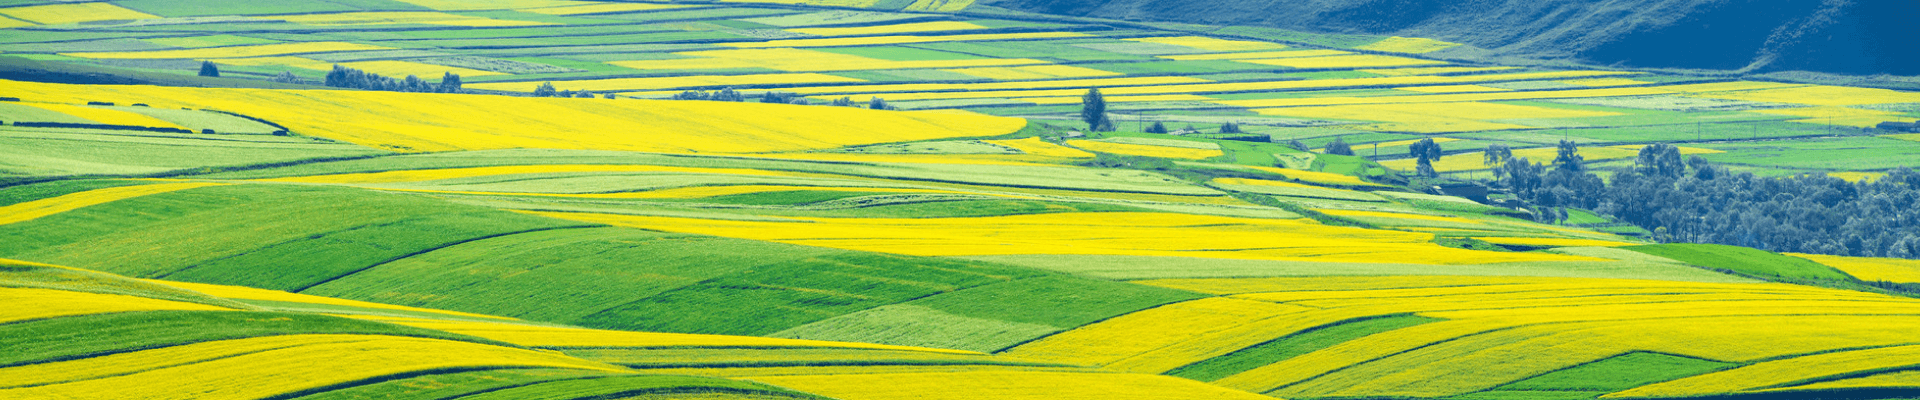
[3,0,1920,399]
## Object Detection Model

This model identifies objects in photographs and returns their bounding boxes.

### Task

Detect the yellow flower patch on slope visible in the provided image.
[5,80,1025,153]
[0,287,232,324]
[0,182,226,226]
[0,3,156,24]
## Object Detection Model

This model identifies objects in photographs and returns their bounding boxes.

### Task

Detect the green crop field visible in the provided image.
[1,0,1918,399]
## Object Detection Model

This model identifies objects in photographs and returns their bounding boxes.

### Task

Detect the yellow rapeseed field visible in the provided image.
[1241,54,1447,69]
[607,48,1044,73]
[1125,36,1288,52]
[1789,253,1920,283]
[261,164,814,184]
[1159,50,1346,61]
[1690,85,1920,106]
[1768,370,1920,392]
[1134,277,1920,398]
[1237,310,1920,397]
[983,138,1097,158]
[0,15,32,29]
[526,211,1597,265]
[1003,298,1312,366]
[1068,140,1224,159]
[1608,344,1920,398]
[468,72,867,92]
[743,370,1277,400]
[721,32,1092,48]
[0,3,156,24]
[0,182,225,226]
[1749,106,1915,127]
[520,3,688,15]
[348,315,978,353]
[1353,37,1461,53]
[945,65,1121,80]
[21,104,191,130]
[150,280,516,320]
[62,42,394,59]
[788,21,987,36]
[1826,171,1886,182]
[0,287,233,324]
[0,334,630,400]
[4,80,1025,153]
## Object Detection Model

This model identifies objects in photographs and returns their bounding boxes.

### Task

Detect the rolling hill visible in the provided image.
[975,0,1920,76]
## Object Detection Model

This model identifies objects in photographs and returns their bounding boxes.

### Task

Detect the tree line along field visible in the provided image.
[6,1,1920,400]
[0,0,1916,179]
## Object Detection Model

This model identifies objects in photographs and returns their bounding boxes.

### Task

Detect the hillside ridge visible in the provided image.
[976,0,1920,75]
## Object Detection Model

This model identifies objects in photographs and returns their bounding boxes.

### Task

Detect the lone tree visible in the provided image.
[1483,143,1512,179]
[1408,137,1444,177]
[438,72,462,93]
[198,61,220,77]
[1553,139,1585,172]
[1081,88,1112,132]
[1145,121,1169,134]
[532,82,558,97]
[1325,137,1355,156]
[868,96,890,110]
[1635,142,1685,178]
[1219,122,1243,134]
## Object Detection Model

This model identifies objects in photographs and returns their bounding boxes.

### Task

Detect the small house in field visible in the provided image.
[1878,121,1920,132]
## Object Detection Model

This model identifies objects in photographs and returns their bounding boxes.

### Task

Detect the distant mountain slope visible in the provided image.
[978,0,1920,75]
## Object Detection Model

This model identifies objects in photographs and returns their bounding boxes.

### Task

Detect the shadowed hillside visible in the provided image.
[977,0,1920,75]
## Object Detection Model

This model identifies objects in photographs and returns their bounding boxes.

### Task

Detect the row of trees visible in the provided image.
[664,88,893,109]
[1483,141,1920,259]
[324,64,463,93]
[531,82,610,98]
[1081,88,1249,135]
